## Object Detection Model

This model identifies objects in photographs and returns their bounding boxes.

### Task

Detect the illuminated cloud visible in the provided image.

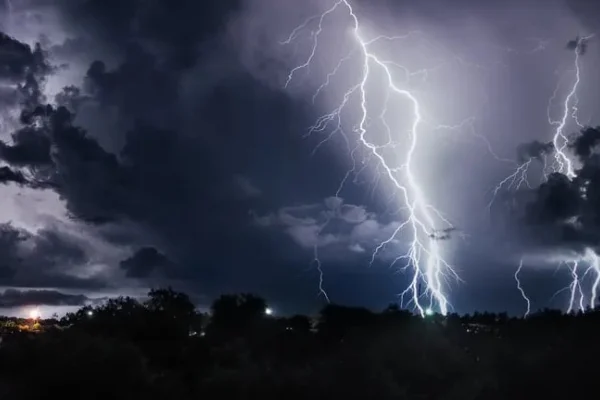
[254,197,401,259]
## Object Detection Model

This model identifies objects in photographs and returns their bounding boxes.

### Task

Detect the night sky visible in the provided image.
[1,0,600,317]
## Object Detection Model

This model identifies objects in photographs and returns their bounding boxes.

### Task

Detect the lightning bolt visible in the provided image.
[489,35,593,208]
[311,206,335,304]
[548,249,600,314]
[548,35,594,178]
[514,259,531,318]
[544,35,600,313]
[311,245,331,304]
[282,0,465,317]
[495,34,600,314]
[566,260,585,314]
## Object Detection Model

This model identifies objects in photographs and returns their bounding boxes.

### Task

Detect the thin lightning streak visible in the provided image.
[310,205,337,303]
[283,0,461,317]
[589,250,600,309]
[312,244,331,303]
[514,259,530,318]
[488,159,532,212]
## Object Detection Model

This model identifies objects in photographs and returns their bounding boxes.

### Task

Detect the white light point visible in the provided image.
[265,307,273,316]
[28,307,40,320]
[282,0,464,317]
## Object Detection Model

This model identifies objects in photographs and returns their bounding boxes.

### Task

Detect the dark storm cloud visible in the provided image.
[517,140,554,163]
[53,0,241,67]
[0,31,49,82]
[0,222,101,289]
[518,126,600,252]
[0,166,27,185]
[0,33,58,189]
[120,247,174,278]
[83,51,178,127]
[0,31,52,109]
[0,103,127,222]
[0,223,27,279]
[4,0,598,315]
[0,0,310,300]
[0,288,93,307]
[28,228,88,268]
[570,126,600,159]
[0,79,293,293]
[0,125,52,166]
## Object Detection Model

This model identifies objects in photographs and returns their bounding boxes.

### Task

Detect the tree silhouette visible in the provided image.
[3,288,600,399]
[144,287,201,340]
[207,293,268,339]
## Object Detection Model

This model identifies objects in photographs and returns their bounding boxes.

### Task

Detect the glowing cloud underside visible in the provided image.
[492,35,600,315]
[282,0,461,317]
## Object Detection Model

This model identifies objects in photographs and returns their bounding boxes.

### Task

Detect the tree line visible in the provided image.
[0,288,597,399]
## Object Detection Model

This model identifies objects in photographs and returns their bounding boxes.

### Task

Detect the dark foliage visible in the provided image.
[0,289,598,399]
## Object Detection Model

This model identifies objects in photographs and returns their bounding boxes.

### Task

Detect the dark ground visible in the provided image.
[0,288,597,400]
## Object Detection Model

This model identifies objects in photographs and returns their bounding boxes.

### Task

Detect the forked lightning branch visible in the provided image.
[281,0,461,317]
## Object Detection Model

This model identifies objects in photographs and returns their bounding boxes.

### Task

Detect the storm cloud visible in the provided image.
[0,288,94,308]
[511,127,600,253]
[1,0,600,315]
[120,247,174,279]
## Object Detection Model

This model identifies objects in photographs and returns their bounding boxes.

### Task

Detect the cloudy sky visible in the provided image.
[1,0,600,317]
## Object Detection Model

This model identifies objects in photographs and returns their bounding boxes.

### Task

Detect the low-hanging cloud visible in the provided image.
[253,197,404,260]
[0,288,92,308]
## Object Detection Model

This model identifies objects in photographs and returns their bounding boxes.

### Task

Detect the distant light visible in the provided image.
[265,307,273,316]
[29,308,41,320]
[86,310,93,317]
[425,308,434,316]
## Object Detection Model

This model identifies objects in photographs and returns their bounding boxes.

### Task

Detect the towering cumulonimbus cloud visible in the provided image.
[0,0,298,308]
[3,0,600,315]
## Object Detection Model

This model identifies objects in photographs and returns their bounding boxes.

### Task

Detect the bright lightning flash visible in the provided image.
[491,34,600,313]
[282,0,463,317]
[550,249,600,314]
[548,34,594,178]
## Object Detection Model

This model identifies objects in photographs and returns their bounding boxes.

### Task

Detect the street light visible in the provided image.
[265,307,273,316]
